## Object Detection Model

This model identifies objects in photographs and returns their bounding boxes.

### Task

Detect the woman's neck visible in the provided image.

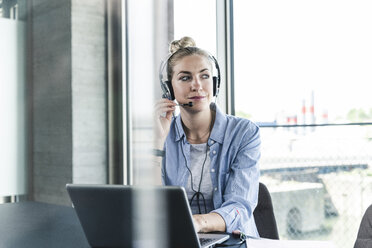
[181,109,215,144]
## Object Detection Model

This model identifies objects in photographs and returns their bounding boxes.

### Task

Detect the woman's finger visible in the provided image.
[154,100,176,118]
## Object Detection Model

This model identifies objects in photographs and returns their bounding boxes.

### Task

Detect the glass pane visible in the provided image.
[259,124,372,247]
[233,1,372,247]
[127,0,157,185]
[234,0,372,125]
[174,0,216,55]
[126,2,174,246]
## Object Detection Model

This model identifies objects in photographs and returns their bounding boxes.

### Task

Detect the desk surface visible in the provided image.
[0,201,90,248]
[0,201,243,248]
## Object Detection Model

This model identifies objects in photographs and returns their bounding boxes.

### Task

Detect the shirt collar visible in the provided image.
[209,103,227,144]
[174,115,185,142]
[174,103,227,144]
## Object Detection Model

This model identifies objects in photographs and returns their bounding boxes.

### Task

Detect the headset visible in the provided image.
[159,47,221,101]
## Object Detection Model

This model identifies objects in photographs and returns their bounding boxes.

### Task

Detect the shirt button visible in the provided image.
[211,140,215,144]
[211,169,215,173]
[214,187,218,191]
[212,150,216,155]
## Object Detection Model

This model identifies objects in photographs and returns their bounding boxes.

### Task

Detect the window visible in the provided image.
[234,0,372,125]
[174,0,216,58]
[233,1,372,247]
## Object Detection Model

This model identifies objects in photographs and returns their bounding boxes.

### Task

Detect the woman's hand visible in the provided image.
[192,215,204,233]
[154,99,176,148]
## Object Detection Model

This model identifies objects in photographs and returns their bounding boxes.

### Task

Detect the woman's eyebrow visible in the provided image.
[177,68,210,75]
[177,71,191,75]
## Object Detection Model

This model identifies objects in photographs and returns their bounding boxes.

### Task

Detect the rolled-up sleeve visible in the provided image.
[212,125,261,236]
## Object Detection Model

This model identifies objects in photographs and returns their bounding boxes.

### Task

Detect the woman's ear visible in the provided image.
[166,81,175,100]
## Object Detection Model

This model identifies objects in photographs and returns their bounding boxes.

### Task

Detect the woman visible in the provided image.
[154,37,261,237]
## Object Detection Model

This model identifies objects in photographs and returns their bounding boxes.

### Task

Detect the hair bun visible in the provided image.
[169,36,196,54]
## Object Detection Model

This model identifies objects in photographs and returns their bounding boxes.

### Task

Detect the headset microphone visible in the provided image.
[177,102,193,107]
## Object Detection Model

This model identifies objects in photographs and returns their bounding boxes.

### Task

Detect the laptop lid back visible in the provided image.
[66,184,201,248]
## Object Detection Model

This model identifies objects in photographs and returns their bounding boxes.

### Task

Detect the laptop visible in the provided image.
[66,184,229,248]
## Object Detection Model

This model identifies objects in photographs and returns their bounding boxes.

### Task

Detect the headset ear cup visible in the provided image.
[213,76,217,96]
[165,81,175,100]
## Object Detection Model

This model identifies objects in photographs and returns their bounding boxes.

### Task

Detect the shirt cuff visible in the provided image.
[153,149,165,157]
[212,205,240,233]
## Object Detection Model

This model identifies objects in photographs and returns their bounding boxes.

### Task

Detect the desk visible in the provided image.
[0,201,90,248]
[0,201,243,248]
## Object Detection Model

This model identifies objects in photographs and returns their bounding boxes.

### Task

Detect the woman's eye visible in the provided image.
[202,74,210,79]
[180,76,190,81]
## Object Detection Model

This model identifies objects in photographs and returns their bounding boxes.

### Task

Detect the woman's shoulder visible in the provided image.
[213,114,260,145]
[214,104,259,131]
[218,114,261,149]
[224,114,260,133]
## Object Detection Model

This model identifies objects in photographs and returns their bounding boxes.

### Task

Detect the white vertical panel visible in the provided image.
[0,19,26,197]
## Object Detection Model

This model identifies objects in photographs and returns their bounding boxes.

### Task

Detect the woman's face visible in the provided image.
[171,54,214,112]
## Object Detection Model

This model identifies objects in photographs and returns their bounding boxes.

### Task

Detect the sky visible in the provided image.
[174,0,372,124]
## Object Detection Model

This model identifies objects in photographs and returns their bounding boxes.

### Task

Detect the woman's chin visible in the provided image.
[186,102,211,112]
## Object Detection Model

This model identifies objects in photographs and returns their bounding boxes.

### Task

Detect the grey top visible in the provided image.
[186,143,214,214]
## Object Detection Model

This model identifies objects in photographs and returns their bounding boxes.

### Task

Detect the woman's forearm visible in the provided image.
[193,212,226,233]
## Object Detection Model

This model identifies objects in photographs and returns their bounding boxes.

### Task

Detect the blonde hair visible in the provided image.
[167,36,212,81]
[169,36,196,54]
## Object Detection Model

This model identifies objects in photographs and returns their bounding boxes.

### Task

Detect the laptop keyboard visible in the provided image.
[200,238,215,246]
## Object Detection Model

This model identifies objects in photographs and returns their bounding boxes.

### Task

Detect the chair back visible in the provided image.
[354,204,372,248]
[253,182,279,239]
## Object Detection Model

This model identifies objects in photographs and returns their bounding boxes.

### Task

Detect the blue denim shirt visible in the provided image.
[161,104,261,237]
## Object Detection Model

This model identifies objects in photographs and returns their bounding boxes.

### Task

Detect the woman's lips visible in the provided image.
[189,96,206,100]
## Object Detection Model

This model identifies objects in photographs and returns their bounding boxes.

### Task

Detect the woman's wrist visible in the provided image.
[194,214,208,232]
[193,213,226,233]
[153,149,165,157]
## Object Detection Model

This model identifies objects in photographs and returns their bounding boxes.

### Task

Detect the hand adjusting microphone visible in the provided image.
[177,102,193,107]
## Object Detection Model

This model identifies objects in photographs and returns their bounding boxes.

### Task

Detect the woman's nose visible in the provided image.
[191,77,202,91]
